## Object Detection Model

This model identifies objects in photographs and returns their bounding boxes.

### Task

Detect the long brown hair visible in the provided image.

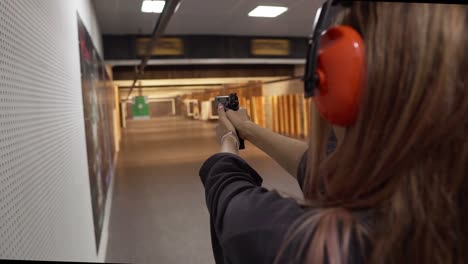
[277,2,468,264]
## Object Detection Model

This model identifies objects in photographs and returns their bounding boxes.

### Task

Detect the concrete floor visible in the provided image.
[105,116,303,264]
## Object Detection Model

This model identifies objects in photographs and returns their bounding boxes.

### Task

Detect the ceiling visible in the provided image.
[92,0,322,37]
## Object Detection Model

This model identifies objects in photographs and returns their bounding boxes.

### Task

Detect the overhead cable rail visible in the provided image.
[216,76,304,91]
[125,0,181,100]
[122,0,303,100]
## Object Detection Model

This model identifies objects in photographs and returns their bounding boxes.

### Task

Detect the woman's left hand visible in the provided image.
[216,104,239,154]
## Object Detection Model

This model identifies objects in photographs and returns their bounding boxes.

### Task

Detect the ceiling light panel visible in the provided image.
[248,6,288,18]
[141,0,165,13]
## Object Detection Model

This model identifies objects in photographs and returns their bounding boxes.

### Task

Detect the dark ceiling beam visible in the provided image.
[126,0,181,100]
[103,35,309,61]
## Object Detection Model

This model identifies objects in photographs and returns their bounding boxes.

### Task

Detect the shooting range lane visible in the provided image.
[105,116,303,264]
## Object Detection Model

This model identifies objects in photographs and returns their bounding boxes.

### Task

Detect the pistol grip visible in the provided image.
[236,130,245,150]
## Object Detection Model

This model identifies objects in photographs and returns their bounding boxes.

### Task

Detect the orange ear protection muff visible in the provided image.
[303,0,365,126]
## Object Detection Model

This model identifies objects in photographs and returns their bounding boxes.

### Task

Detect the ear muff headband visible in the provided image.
[304,0,333,98]
[304,0,365,126]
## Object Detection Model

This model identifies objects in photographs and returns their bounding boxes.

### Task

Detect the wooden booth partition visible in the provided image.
[181,81,264,122]
[303,97,312,139]
[277,96,283,134]
[238,96,247,114]
[273,95,282,134]
[276,96,282,134]
[271,96,279,133]
[288,95,296,137]
[281,95,289,136]
[179,83,320,139]
[179,84,318,140]
[280,95,287,135]
[294,94,303,138]
[267,93,311,139]
[251,96,265,128]
[263,96,274,130]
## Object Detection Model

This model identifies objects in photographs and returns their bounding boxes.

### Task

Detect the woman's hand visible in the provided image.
[216,104,240,154]
[225,108,253,140]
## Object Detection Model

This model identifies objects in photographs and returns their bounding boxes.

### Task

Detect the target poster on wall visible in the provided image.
[77,14,116,252]
[132,96,150,119]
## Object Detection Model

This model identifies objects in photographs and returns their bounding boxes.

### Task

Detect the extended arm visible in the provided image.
[216,104,240,156]
[226,109,308,179]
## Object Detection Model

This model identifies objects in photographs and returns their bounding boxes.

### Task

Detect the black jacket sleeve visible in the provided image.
[297,150,308,191]
[199,153,305,264]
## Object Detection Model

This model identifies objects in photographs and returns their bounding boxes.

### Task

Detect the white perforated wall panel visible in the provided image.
[0,0,103,261]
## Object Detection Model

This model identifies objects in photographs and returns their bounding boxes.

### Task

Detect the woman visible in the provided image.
[199,2,467,264]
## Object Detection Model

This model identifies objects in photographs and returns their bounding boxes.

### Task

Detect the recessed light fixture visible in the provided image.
[313,7,322,31]
[141,0,165,13]
[248,6,288,18]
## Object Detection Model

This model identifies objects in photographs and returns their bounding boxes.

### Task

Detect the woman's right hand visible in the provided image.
[225,108,253,140]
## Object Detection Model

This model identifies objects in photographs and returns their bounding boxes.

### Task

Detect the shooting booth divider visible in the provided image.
[180,82,313,139]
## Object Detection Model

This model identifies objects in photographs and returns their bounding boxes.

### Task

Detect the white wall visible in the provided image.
[0,0,109,262]
[75,0,103,56]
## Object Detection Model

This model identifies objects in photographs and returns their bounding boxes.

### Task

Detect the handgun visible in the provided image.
[215,93,245,150]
